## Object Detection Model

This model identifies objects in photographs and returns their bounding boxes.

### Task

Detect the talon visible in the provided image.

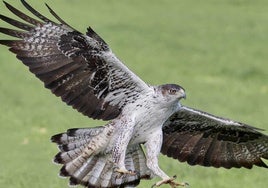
[152,176,188,188]
[114,168,136,175]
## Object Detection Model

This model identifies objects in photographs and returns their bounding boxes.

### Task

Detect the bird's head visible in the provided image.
[159,84,186,101]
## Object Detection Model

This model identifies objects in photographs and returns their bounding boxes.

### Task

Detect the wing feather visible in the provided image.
[0,1,150,120]
[162,106,268,169]
[3,1,43,26]
[0,14,34,31]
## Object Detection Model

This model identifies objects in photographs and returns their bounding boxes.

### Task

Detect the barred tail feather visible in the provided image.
[51,127,152,187]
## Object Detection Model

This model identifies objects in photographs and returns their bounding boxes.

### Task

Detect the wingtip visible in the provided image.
[0,40,14,47]
[3,1,8,6]
[259,158,268,168]
[3,0,11,9]
[2,1,15,14]
[59,165,70,177]
[66,128,79,136]
[51,133,64,143]
[54,152,64,164]
[69,177,79,186]
[44,3,51,10]
[44,2,74,29]
[20,0,26,5]
[20,0,30,9]
[0,14,5,20]
[20,0,32,11]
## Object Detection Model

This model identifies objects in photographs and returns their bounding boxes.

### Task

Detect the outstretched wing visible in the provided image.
[161,106,268,169]
[0,0,150,120]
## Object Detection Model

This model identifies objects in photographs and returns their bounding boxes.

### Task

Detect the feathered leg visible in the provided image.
[145,129,188,188]
[112,118,136,175]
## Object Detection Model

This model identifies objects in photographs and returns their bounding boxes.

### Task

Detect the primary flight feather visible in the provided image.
[1,1,267,188]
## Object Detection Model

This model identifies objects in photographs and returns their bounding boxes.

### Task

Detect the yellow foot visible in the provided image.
[152,176,189,188]
[114,168,136,175]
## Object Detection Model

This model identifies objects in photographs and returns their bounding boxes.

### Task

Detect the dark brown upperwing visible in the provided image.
[161,106,268,169]
[0,0,149,120]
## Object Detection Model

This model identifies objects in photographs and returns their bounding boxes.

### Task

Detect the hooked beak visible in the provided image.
[178,89,186,100]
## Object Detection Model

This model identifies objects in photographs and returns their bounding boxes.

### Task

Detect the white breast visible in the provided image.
[124,94,180,145]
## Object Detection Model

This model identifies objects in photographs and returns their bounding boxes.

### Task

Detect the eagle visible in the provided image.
[0,1,267,188]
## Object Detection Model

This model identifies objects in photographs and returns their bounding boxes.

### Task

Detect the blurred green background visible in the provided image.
[0,0,267,187]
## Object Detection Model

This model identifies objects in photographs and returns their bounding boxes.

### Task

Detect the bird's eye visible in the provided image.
[169,89,177,95]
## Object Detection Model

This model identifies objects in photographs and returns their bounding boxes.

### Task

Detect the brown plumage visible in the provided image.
[1,1,267,188]
[162,106,268,169]
[0,0,148,121]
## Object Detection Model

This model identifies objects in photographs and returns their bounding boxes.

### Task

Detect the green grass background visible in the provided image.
[0,0,267,187]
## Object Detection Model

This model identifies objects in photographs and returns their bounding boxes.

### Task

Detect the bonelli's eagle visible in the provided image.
[0,1,267,187]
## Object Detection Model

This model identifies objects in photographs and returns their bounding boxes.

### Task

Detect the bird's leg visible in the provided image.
[145,129,188,188]
[152,176,189,188]
[112,118,136,175]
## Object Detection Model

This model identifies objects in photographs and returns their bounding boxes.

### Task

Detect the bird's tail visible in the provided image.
[51,126,152,187]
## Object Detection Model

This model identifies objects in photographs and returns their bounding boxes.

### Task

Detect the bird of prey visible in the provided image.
[1,1,267,188]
